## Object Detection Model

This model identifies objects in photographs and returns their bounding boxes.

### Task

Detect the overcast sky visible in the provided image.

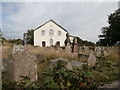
[1,1,119,43]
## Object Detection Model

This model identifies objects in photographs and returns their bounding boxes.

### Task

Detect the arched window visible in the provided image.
[49,29,54,35]
[58,31,61,36]
[41,30,45,36]
[50,39,53,46]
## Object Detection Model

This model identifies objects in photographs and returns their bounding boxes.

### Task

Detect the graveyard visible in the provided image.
[2,44,120,89]
[1,2,120,89]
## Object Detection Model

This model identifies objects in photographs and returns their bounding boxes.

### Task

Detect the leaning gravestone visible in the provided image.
[10,46,37,81]
[48,58,86,70]
[87,53,96,67]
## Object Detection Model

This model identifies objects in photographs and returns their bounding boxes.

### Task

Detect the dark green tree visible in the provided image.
[76,37,95,46]
[8,39,23,45]
[24,29,34,45]
[98,8,120,46]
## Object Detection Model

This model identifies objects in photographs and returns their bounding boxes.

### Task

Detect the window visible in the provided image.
[49,29,54,35]
[58,31,61,36]
[50,39,53,46]
[41,30,45,36]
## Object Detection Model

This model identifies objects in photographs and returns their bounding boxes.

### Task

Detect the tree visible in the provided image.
[23,29,34,45]
[64,33,71,45]
[76,37,95,46]
[8,39,23,45]
[98,8,120,46]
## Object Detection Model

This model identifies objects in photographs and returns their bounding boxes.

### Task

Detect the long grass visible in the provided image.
[26,45,78,61]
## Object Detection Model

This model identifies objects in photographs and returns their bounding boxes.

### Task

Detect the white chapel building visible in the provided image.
[34,20,74,47]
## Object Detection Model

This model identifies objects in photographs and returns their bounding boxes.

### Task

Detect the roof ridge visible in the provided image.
[34,19,68,32]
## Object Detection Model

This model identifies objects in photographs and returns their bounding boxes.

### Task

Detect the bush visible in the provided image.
[43,60,96,89]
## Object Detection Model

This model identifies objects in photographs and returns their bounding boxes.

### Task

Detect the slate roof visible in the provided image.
[34,19,68,33]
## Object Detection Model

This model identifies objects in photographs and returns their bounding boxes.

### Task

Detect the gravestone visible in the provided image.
[4,46,38,81]
[73,38,78,53]
[12,50,37,81]
[101,47,105,56]
[48,58,86,70]
[95,47,101,57]
[65,43,72,54]
[84,46,89,55]
[104,51,108,57]
[55,43,62,52]
[87,53,96,67]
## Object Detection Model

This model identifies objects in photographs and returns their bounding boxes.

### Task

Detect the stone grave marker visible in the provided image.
[4,46,38,81]
[12,50,37,81]
[55,43,62,52]
[48,58,86,70]
[65,43,72,54]
[104,51,109,57]
[84,46,89,55]
[95,47,101,57]
[87,52,96,67]
[73,38,78,53]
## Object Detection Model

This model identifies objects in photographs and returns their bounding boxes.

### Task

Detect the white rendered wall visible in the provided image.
[34,21,67,47]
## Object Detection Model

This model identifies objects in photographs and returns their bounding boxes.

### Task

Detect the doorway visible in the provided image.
[42,41,46,47]
[56,41,60,46]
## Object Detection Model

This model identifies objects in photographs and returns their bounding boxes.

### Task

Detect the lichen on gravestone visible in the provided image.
[3,46,38,82]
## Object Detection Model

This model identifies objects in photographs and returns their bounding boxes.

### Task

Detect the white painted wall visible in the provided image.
[34,21,67,47]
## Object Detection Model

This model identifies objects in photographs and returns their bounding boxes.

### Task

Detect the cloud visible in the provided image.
[2,2,118,42]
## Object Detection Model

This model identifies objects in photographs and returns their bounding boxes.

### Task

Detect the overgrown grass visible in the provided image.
[2,56,119,89]
[2,45,119,89]
[27,45,78,61]
[2,46,12,59]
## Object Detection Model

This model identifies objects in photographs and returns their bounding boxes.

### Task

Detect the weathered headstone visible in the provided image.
[101,47,105,56]
[104,51,108,57]
[4,46,37,81]
[73,38,78,53]
[95,47,101,57]
[12,50,37,81]
[87,53,96,67]
[65,43,72,54]
[48,58,86,69]
[55,43,62,52]
[84,46,89,55]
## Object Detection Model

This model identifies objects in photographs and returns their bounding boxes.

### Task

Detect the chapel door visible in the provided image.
[56,41,60,46]
[42,41,46,47]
